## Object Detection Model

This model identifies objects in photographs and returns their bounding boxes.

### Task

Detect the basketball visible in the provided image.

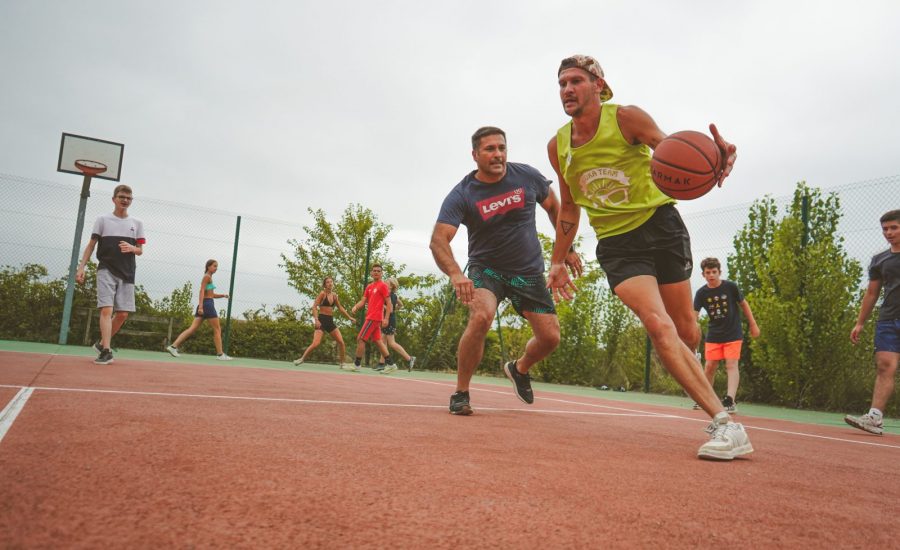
[650,130,723,200]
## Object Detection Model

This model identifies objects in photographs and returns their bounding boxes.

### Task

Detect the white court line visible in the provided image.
[0,387,34,443]
[392,376,678,417]
[1,382,898,450]
[0,384,658,418]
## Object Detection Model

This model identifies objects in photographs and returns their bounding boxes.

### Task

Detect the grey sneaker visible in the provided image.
[408,356,416,372]
[503,361,534,404]
[698,419,754,460]
[94,349,114,365]
[449,391,473,416]
[722,395,737,413]
[844,413,884,435]
[166,345,180,358]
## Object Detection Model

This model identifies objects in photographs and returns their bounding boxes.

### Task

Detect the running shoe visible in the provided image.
[698,419,754,460]
[503,361,534,404]
[844,413,884,435]
[93,341,103,354]
[373,363,385,372]
[217,354,233,361]
[94,349,114,365]
[692,402,702,410]
[722,395,737,413]
[292,357,304,365]
[382,364,398,374]
[408,356,416,372]
[341,363,358,371]
[166,345,180,358]
[449,390,473,416]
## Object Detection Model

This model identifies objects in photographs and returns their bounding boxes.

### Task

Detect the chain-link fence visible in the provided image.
[2,170,898,342]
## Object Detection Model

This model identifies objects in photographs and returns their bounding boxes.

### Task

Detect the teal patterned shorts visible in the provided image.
[467,265,556,317]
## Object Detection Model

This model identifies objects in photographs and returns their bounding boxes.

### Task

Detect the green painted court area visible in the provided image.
[2,339,895,435]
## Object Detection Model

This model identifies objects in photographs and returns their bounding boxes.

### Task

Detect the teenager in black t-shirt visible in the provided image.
[693,257,760,413]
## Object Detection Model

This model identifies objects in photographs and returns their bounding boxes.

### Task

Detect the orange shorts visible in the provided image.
[358,320,383,342]
[704,340,742,361]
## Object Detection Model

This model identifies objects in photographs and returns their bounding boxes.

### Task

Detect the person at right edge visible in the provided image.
[844,210,900,435]
[545,54,753,460]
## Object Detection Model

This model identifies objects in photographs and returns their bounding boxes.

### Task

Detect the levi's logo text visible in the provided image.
[477,188,525,220]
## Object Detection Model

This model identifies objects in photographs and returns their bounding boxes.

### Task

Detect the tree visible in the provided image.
[730,182,871,409]
[281,204,405,308]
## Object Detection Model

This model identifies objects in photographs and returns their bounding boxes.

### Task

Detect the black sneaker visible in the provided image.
[503,361,534,404]
[374,363,385,372]
[92,341,103,354]
[722,395,737,413]
[449,391,473,416]
[94,349,114,365]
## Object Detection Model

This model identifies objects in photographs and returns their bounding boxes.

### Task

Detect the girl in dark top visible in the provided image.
[380,277,416,371]
[294,276,355,367]
[166,259,232,360]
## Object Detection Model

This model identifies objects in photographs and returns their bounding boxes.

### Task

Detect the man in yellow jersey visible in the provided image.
[545,55,752,461]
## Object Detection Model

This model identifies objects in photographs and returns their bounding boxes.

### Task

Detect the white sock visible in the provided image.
[714,411,730,425]
[868,408,883,419]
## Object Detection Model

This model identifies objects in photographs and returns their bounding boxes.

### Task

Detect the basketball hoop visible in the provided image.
[74,159,108,177]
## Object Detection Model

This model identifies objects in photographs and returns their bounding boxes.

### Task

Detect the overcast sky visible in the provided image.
[2,1,899,277]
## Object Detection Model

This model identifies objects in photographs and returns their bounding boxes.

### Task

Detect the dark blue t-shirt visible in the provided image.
[437,162,551,275]
[694,279,745,343]
[869,249,900,321]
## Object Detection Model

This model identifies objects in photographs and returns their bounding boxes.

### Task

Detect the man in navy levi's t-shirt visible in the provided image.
[76,184,145,365]
[431,126,583,416]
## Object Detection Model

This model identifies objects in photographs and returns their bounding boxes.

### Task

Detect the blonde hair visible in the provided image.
[387,277,399,291]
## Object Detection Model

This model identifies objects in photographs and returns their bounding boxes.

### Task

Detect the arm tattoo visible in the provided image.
[561,221,575,235]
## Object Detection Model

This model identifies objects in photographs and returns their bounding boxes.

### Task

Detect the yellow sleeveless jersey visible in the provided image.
[556,103,674,239]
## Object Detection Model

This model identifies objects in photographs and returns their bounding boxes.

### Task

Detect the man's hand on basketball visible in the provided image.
[547,263,577,302]
[450,273,474,305]
[564,250,583,279]
[709,123,737,186]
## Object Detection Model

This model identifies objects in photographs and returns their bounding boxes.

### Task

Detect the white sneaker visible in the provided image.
[408,356,416,372]
[382,364,398,374]
[292,357,304,366]
[217,354,233,361]
[844,413,883,435]
[341,363,359,371]
[698,420,754,460]
[166,345,180,357]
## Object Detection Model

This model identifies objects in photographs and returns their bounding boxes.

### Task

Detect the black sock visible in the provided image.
[354,357,361,366]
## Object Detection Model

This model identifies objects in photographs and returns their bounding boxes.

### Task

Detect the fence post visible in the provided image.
[643,335,651,393]
[359,238,372,365]
[223,215,241,354]
[495,309,505,362]
[801,189,810,248]
[58,175,92,345]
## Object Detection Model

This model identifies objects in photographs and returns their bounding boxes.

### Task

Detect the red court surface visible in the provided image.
[2,350,899,548]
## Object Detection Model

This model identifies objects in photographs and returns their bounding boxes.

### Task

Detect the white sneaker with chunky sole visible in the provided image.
[844,413,883,435]
[698,420,754,460]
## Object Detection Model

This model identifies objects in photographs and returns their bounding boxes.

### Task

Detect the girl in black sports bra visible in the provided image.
[293,276,355,367]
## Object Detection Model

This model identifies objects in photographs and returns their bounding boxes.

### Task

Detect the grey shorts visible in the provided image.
[96,269,136,312]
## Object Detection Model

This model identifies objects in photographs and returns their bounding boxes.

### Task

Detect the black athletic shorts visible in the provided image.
[468,265,556,317]
[595,204,693,291]
[317,313,337,333]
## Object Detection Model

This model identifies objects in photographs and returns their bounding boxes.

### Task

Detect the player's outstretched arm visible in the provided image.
[546,137,580,301]
[851,280,882,344]
[429,222,474,304]
[709,123,737,186]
